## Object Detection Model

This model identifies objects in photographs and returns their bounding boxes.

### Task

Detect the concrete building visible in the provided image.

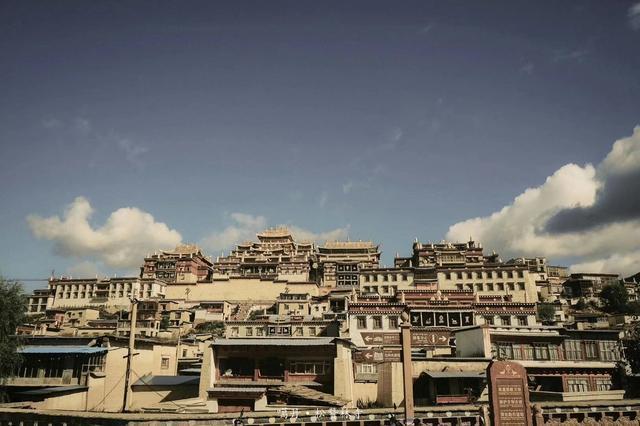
[315,241,381,288]
[212,227,314,282]
[198,337,353,412]
[47,277,166,310]
[455,325,624,401]
[142,244,213,284]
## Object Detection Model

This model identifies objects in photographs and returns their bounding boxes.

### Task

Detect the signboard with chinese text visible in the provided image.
[487,361,532,426]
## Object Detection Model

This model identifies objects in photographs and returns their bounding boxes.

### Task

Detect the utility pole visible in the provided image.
[122,295,138,412]
[400,311,414,425]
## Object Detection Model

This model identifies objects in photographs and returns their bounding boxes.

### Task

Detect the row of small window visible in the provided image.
[156,263,176,270]
[493,340,619,362]
[363,274,409,282]
[456,282,525,292]
[337,264,359,272]
[337,279,359,287]
[356,315,399,330]
[484,315,529,326]
[282,304,307,311]
[362,285,396,295]
[229,327,321,337]
[566,377,612,392]
[443,270,524,280]
[156,272,175,279]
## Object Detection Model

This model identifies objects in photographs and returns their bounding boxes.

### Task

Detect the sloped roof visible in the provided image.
[271,384,349,407]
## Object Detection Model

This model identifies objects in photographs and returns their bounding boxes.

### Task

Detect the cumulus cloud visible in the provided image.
[446,127,640,276]
[27,197,182,269]
[545,127,640,233]
[201,213,349,252]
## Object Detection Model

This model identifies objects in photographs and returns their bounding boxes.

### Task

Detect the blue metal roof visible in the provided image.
[18,346,108,354]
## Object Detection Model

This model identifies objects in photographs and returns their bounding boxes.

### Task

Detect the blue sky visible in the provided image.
[1,1,640,290]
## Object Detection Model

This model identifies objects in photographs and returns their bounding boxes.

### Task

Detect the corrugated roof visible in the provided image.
[425,371,486,379]
[271,384,349,406]
[18,346,108,354]
[212,338,336,346]
[208,387,267,394]
[132,375,200,387]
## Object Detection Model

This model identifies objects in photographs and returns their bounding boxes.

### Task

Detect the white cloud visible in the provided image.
[318,191,329,208]
[289,225,350,243]
[67,261,104,278]
[201,213,349,251]
[446,127,640,276]
[73,117,92,136]
[201,213,267,252]
[629,2,640,30]
[118,138,149,168]
[27,197,182,269]
[342,181,354,194]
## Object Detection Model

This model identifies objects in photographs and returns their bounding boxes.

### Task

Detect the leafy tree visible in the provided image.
[575,298,587,311]
[537,304,556,322]
[0,277,26,382]
[195,321,225,337]
[160,315,171,330]
[600,282,629,313]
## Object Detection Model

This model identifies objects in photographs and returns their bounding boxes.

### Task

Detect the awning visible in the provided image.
[16,385,87,396]
[424,371,486,379]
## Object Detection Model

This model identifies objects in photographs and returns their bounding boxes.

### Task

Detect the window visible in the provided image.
[382,286,389,294]
[182,349,188,357]
[246,327,253,336]
[357,316,367,329]
[289,361,330,375]
[567,378,589,392]
[496,343,513,359]
[230,327,239,337]
[356,363,378,374]
[487,283,494,291]
[533,344,550,360]
[564,340,582,360]
[507,283,515,291]
[373,316,383,329]
[475,283,483,291]
[500,316,511,326]
[497,283,505,291]
[309,327,316,336]
[584,341,599,360]
[456,284,463,290]
[161,356,170,370]
[389,316,398,329]
[598,341,619,361]
[517,283,525,291]
[484,316,494,325]
[256,327,264,336]
[517,316,527,326]
[595,378,612,391]
[295,327,303,336]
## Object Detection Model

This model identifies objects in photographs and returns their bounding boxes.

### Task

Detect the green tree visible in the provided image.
[0,277,26,382]
[537,304,556,322]
[160,315,171,330]
[600,282,629,313]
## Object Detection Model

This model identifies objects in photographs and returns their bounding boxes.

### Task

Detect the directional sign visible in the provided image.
[383,349,402,362]
[411,330,450,346]
[354,349,384,362]
[361,332,400,345]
